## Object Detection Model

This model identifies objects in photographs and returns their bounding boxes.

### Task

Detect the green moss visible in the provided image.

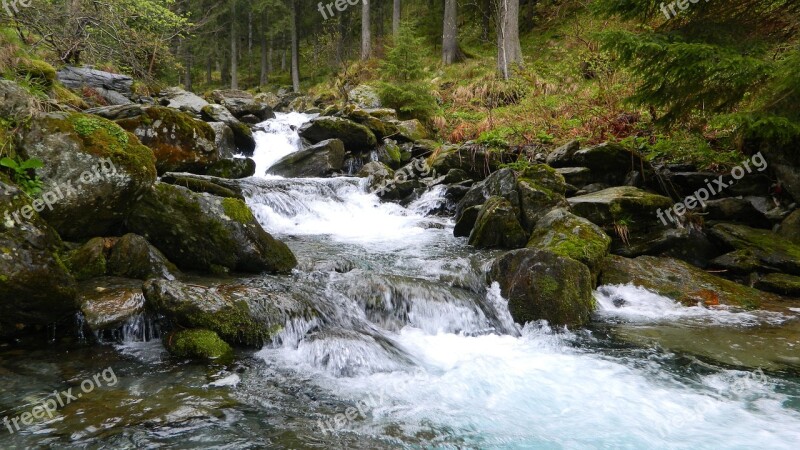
[166,329,233,361]
[17,59,56,87]
[52,84,88,110]
[221,198,255,224]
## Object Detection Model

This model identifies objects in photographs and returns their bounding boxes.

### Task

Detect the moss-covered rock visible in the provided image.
[77,277,145,332]
[778,210,800,245]
[527,208,611,281]
[568,186,673,233]
[126,183,296,274]
[357,161,394,192]
[107,233,178,280]
[709,249,774,275]
[143,278,317,347]
[516,164,569,231]
[548,142,650,186]
[710,223,800,276]
[65,237,110,281]
[754,273,800,297]
[454,205,481,238]
[204,158,256,179]
[299,117,377,151]
[0,79,37,121]
[599,255,787,309]
[20,112,157,240]
[200,104,256,154]
[490,248,595,327]
[88,104,219,174]
[469,196,528,249]
[16,59,57,87]
[429,144,514,180]
[164,329,233,361]
[268,139,345,178]
[1,176,77,338]
[159,173,244,199]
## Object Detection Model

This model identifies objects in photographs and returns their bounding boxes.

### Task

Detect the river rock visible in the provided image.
[599,255,782,309]
[107,233,178,280]
[778,210,800,244]
[516,164,569,231]
[527,208,611,280]
[348,85,381,108]
[143,278,317,347]
[57,66,133,105]
[268,139,345,178]
[703,197,771,228]
[164,329,233,361]
[754,273,800,297]
[65,237,112,281]
[0,79,36,121]
[490,249,595,327]
[126,183,297,274]
[159,86,210,114]
[568,186,673,234]
[88,104,219,174]
[77,277,145,332]
[430,143,514,179]
[710,223,800,275]
[468,196,528,249]
[200,104,257,155]
[357,161,394,192]
[611,227,721,269]
[555,167,592,189]
[207,122,237,158]
[299,117,377,151]
[1,176,77,338]
[20,112,157,240]
[204,158,256,179]
[548,142,649,186]
[210,89,275,121]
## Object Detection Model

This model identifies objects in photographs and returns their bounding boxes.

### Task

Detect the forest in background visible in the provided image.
[1,0,799,170]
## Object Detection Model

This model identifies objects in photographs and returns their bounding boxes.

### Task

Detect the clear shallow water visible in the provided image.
[1,114,799,449]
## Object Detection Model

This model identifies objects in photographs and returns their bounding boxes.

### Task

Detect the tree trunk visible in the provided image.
[290,0,301,92]
[496,0,522,80]
[260,10,268,86]
[206,53,213,85]
[393,0,401,38]
[443,0,464,64]
[361,0,371,60]
[230,0,239,89]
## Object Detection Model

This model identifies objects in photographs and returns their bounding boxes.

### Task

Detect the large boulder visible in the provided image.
[709,223,800,275]
[599,255,784,309]
[210,89,275,121]
[547,142,649,186]
[20,112,157,240]
[299,117,377,151]
[455,165,568,236]
[56,66,133,105]
[159,86,210,115]
[0,80,36,121]
[527,208,611,280]
[348,85,381,108]
[143,278,317,347]
[207,122,237,158]
[77,277,145,333]
[568,186,673,233]
[468,196,528,249]
[204,158,257,179]
[1,176,77,338]
[267,139,345,178]
[88,104,219,174]
[200,104,257,154]
[429,143,514,180]
[107,233,178,280]
[126,183,297,274]
[489,249,595,327]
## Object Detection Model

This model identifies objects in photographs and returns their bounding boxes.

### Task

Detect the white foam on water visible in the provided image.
[595,283,791,326]
[251,112,317,174]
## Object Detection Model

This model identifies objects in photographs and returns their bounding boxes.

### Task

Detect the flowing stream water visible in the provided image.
[1,112,799,449]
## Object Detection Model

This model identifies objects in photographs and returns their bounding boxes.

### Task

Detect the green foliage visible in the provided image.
[0,157,44,196]
[376,82,439,122]
[381,23,426,82]
[476,128,511,148]
[600,31,770,124]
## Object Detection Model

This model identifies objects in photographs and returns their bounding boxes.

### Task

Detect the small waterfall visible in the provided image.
[251,112,317,174]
